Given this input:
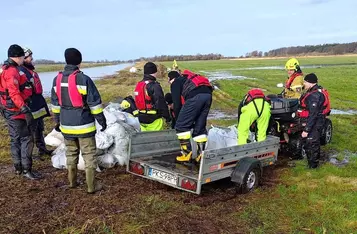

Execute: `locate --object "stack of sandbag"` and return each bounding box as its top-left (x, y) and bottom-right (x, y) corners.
top-left (46, 102), bottom-right (141, 171)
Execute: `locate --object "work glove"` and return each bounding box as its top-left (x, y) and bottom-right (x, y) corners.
top-left (20, 106), bottom-right (34, 126)
top-left (100, 121), bottom-right (107, 132)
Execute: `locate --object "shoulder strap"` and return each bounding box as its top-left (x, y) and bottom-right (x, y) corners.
top-left (56, 73), bottom-right (63, 106)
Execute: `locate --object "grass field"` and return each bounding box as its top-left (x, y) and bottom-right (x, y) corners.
top-left (1, 56), bottom-right (357, 233)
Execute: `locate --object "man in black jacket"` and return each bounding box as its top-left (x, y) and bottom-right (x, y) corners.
top-left (168, 70), bottom-right (213, 163)
top-left (134, 62), bottom-right (170, 131)
top-left (299, 73), bottom-right (326, 169)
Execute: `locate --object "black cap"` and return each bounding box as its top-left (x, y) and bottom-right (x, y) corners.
top-left (304, 73), bottom-right (318, 83)
top-left (8, 44), bottom-right (25, 58)
top-left (168, 71), bottom-right (180, 81)
top-left (165, 93), bottom-right (173, 105)
top-left (64, 48), bottom-right (82, 66)
top-left (144, 62), bottom-right (157, 75)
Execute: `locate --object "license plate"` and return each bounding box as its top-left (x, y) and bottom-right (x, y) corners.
top-left (148, 168), bottom-right (177, 186)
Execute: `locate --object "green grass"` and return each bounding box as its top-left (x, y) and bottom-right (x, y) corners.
top-left (1, 56), bottom-right (357, 233)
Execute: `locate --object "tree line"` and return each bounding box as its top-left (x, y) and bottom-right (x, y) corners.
top-left (244, 42), bottom-right (357, 58)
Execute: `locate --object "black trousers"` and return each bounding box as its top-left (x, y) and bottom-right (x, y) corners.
top-left (304, 120), bottom-right (324, 168)
top-left (175, 93), bottom-right (212, 137)
top-left (30, 118), bottom-right (47, 153)
top-left (5, 115), bottom-right (34, 171)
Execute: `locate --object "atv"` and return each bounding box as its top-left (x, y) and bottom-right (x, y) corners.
top-left (267, 84), bottom-right (332, 159)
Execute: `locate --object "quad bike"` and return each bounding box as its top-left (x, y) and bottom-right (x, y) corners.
top-left (266, 84), bottom-right (333, 159)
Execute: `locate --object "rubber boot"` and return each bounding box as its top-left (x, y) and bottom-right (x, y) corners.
top-left (68, 165), bottom-right (78, 188)
top-left (39, 149), bottom-right (54, 157)
top-left (14, 163), bottom-right (22, 175)
top-left (176, 138), bottom-right (193, 162)
top-left (23, 170), bottom-right (40, 180)
top-left (86, 168), bottom-right (103, 194)
top-left (193, 135), bottom-right (208, 163)
top-left (195, 141), bottom-right (207, 163)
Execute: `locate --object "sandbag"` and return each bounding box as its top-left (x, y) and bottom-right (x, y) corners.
top-left (51, 143), bottom-right (67, 169)
top-left (98, 154), bottom-right (118, 168)
top-left (45, 129), bottom-right (64, 147)
top-left (95, 131), bottom-right (114, 150)
top-left (206, 126), bottom-right (238, 150)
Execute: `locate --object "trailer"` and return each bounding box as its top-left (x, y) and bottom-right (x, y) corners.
top-left (126, 129), bottom-right (280, 194)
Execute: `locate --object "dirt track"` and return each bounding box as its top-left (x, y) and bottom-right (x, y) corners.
top-left (0, 156), bottom-right (287, 234)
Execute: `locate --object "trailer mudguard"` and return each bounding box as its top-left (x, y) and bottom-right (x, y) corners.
top-left (231, 157), bottom-right (262, 184)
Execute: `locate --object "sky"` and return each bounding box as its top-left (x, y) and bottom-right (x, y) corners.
top-left (0, 0), bottom-right (356, 61)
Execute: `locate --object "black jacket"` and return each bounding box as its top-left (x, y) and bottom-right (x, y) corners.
top-left (170, 75), bottom-right (212, 119)
top-left (51, 65), bottom-right (106, 138)
top-left (300, 84), bottom-right (325, 132)
top-left (139, 74), bottom-right (170, 123)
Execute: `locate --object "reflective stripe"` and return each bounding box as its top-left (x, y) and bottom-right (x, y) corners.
top-left (19, 71), bottom-right (25, 76)
top-left (133, 110), bottom-right (157, 116)
top-left (77, 85), bottom-right (87, 95)
top-left (193, 134), bottom-right (208, 143)
top-left (60, 122), bottom-right (96, 135)
top-left (61, 83), bottom-right (69, 87)
top-left (52, 105), bottom-right (61, 113)
top-left (53, 86), bottom-right (57, 93)
top-left (32, 107), bottom-right (47, 119)
top-left (177, 131), bottom-right (191, 140)
top-left (90, 104), bottom-right (103, 114)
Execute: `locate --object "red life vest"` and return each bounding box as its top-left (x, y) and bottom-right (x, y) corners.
top-left (286, 72), bottom-right (303, 89)
top-left (56, 70), bottom-right (83, 108)
top-left (298, 88), bottom-right (331, 118)
top-left (0, 65), bottom-right (33, 112)
top-left (134, 80), bottom-right (154, 111)
top-left (182, 70), bottom-right (211, 88)
top-left (243, 88), bottom-right (269, 105)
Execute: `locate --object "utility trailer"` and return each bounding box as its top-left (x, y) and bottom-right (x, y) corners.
top-left (126, 129), bottom-right (280, 194)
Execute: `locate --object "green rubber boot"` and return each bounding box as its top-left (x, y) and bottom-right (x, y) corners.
top-left (85, 168), bottom-right (103, 194)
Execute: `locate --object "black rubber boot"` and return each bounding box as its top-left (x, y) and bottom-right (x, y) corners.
top-left (14, 164), bottom-right (22, 175)
top-left (22, 170), bottom-right (40, 180)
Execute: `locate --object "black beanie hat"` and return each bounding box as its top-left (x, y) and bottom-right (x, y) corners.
top-left (304, 73), bottom-right (318, 83)
top-left (65, 48), bottom-right (82, 66)
top-left (165, 93), bottom-right (173, 105)
top-left (8, 44), bottom-right (25, 57)
top-left (144, 62), bottom-right (157, 75)
top-left (168, 71), bottom-right (180, 81)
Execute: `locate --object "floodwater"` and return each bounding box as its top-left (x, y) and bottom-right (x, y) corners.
top-left (39, 63), bottom-right (131, 95)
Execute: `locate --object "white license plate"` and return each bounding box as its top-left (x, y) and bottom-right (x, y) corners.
top-left (148, 168), bottom-right (177, 186)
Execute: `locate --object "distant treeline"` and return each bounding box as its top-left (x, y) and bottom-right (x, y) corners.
top-left (124, 53), bottom-right (223, 63)
top-left (33, 59), bottom-right (119, 64)
top-left (244, 42), bottom-right (357, 58)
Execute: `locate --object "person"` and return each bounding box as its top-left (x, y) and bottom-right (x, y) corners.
top-left (51, 48), bottom-right (107, 194)
top-left (237, 89), bottom-right (271, 145)
top-left (19, 47), bottom-right (52, 159)
top-left (283, 58), bottom-right (304, 99)
top-left (120, 95), bottom-right (137, 116)
top-left (164, 93), bottom-right (176, 129)
top-left (298, 73), bottom-right (330, 169)
top-left (0, 44), bottom-right (38, 179)
top-left (133, 62), bottom-right (170, 131)
top-left (168, 70), bottom-right (213, 163)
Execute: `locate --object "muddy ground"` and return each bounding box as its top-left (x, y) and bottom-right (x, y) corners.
top-left (0, 154), bottom-right (288, 234)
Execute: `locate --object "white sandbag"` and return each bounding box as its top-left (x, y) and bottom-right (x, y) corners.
top-left (95, 131), bottom-right (114, 149)
top-left (122, 112), bottom-right (141, 132)
top-left (206, 125), bottom-right (238, 150)
top-left (51, 143), bottom-right (67, 169)
top-left (45, 128), bottom-right (64, 147)
top-left (103, 109), bottom-right (118, 126)
top-left (109, 137), bottom-right (129, 160)
top-left (105, 123), bottom-right (127, 139)
top-left (115, 155), bottom-right (126, 166)
top-left (98, 153), bottom-right (118, 168)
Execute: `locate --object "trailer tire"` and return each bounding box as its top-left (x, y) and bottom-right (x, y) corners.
top-left (320, 118), bottom-right (332, 146)
top-left (235, 167), bottom-right (261, 194)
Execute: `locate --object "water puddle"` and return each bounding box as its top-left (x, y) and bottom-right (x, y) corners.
top-left (199, 71), bottom-right (255, 81)
top-left (330, 109), bottom-right (357, 115)
top-left (208, 110), bottom-right (237, 120)
top-left (213, 63), bottom-right (357, 71)
top-left (329, 151), bottom-right (357, 167)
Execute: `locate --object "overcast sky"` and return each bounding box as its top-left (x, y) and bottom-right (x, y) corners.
top-left (0, 0), bottom-right (355, 61)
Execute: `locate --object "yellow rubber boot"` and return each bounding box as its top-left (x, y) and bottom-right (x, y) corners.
top-left (176, 131), bottom-right (192, 162)
top-left (193, 135), bottom-right (208, 163)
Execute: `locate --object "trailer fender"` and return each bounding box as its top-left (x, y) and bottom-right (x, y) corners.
top-left (231, 157), bottom-right (262, 193)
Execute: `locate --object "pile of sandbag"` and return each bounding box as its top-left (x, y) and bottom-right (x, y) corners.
top-left (46, 102), bottom-right (140, 171)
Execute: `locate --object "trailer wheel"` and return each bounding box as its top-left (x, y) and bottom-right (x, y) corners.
top-left (320, 119), bottom-right (332, 145)
top-left (236, 167), bottom-right (261, 194)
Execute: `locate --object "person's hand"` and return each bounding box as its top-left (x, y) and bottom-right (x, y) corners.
top-left (100, 122), bottom-right (107, 132)
top-left (301, 131), bottom-right (308, 138)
